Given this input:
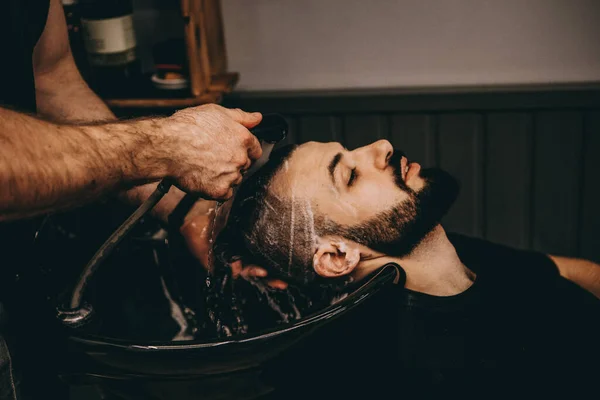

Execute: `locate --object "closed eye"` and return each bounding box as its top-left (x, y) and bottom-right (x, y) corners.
top-left (348, 168), bottom-right (357, 187)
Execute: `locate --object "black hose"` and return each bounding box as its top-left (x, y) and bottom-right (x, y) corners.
top-left (69, 179), bottom-right (173, 309)
top-left (65, 113), bottom-right (288, 312)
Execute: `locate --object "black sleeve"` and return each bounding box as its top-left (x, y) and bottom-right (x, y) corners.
top-left (448, 233), bottom-right (600, 364)
top-left (447, 233), bottom-right (561, 279)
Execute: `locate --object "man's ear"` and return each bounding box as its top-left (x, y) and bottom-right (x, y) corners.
top-left (313, 237), bottom-right (361, 278)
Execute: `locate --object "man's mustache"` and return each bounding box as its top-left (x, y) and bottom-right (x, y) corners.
top-left (388, 149), bottom-right (411, 192)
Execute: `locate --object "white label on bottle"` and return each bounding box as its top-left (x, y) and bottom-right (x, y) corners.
top-left (81, 15), bottom-right (136, 54)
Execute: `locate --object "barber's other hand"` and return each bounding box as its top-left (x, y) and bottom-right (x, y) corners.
top-left (160, 104), bottom-right (263, 200)
top-left (179, 206), bottom-right (288, 290)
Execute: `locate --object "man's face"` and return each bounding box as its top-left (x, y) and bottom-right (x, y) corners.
top-left (269, 140), bottom-right (459, 257)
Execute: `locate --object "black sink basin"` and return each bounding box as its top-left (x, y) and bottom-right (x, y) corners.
top-left (59, 263), bottom-right (398, 379)
top-left (54, 264), bottom-right (399, 400)
top-left (24, 204), bottom-right (402, 399)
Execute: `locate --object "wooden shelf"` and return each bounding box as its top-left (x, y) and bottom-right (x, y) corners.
top-left (105, 73), bottom-right (238, 109)
top-left (104, 1), bottom-right (235, 110)
top-left (208, 72), bottom-right (239, 94)
top-left (105, 91), bottom-right (222, 109)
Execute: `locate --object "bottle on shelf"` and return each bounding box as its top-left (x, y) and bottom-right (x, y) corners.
top-left (61, 0), bottom-right (90, 80)
top-left (79, 0), bottom-right (142, 98)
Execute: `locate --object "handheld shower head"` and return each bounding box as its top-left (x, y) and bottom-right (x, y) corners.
top-left (243, 114), bottom-right (288, 181)
top-left (250, 113), bottom-right (288, 144)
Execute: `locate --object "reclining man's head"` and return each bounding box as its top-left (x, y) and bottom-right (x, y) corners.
top-left (215, 139), bottom-right (460, 285)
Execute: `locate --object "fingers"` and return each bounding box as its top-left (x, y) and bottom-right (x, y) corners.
top-left (240, 265), bottom-right (268, 280)
top-left (230, 260), bottom-right (243, 278)
top-left (230, 143), bottom-right (259, 176)
top-left (196, 174), bottom-right (240, 201)
top-left (208, 186), bottom-right (233, 201)
top-left (232, 173), bottom-right (243, 186)
top-left (224, 108), bottom-right (262, 129)
top-left (230, 146), bottom-right (250, 168)
top-left (245, 132), bottom-right (263, 161)
top-left (223, 172), bottom-right (243, 198)
top-left (234, 264), bottom-right (289, 290)
top-left (241, 158), bottom-right (252, 173)
top-left (266, 279), bottom-right (288, 290)
top-left (224, 108), bottom-right (262, 162)
top-left (169, 104), bottom-right (264, 197)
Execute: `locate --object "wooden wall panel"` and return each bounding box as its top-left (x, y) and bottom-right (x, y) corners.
top-left (579, 112), bottom-right (600, 262)
top-left (437, 114), bottom-right (485, 237)
top-left (297, 115), bottom-right (342, 143)
top-left (343, 115), bottom-right (389, 150)
top-left (532, 111), bottom-right (584, 256)
top-left (388, 114), bottom-right (436, 168)
top-left (484, 113), bottom-right (533, 249)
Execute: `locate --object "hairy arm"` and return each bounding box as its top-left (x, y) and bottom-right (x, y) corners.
top-left (2, 0), bottom-right (260, 223)
top-left (32, 0), bottom-right (193, 223)
top-left (15, 0), bottom-right (271, 290)
top-left (0, 107), bottom-right (165, 221)
top-left (548, 255), bottom-right (600, 300)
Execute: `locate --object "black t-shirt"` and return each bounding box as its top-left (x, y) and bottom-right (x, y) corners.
top-left (262, 233), bottom-right (600, 399)
top-left (0, 0), bottom-right (50, 296)
top-left (0, 1), bottom-right (57, 398)
top-left (0, 0), bottom-right (49, 112)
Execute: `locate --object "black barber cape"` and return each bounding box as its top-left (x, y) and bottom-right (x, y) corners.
top-left (0, 0), bottom-right (51, 283)
top-left (0, 0), bottom-right (49, 112)
top-left (0, 1), bottom-right (59, 400)
top-left (262, 234), bottom-right (600, 399)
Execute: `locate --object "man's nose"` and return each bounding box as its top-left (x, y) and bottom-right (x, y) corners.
top-left (371, 140), bottom-right (393, 170)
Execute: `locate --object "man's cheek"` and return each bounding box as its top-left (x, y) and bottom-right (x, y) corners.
top-left (372, 180), bottom-right (409, 202)
top-left (353, 183), bottom-right (409, 216)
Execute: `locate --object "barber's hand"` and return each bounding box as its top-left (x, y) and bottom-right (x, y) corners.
top-left (179, 202), bottom-right (288, 290)
top-left (160, 104), bottom-right (263, 200)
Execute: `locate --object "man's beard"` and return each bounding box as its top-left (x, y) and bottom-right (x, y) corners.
top-left (320, 151), bottom-right (459, 258)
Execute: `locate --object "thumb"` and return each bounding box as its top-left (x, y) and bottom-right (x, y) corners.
top-left (225, 108), bottom-right (262, 129)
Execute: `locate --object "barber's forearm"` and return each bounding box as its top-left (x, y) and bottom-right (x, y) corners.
top-left (0, 107), bottom-right (165, 221)
top-left (36, 71), bottom-right (189, 222)
top-left (29, 0), bottom-right (232, 224)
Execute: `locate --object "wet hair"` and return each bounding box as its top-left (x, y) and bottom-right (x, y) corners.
top-left (208, 144), bottom-right (345, 337)
top-left (206, 144), bottom-right (457, 337)
top-left (214, 144), bottom-right (325, 285)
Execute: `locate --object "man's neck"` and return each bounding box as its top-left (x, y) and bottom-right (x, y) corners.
top-left (356, 225), bottom-right (476, 296)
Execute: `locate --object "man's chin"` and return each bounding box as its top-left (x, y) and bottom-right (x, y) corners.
top-left (380, 167), bottom-right (459, 257)
top-left (418, 167), bottom-right (460, 211)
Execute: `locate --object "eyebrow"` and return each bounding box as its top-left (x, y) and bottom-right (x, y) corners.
top-left (328, 152), bottom-right (343, 185)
